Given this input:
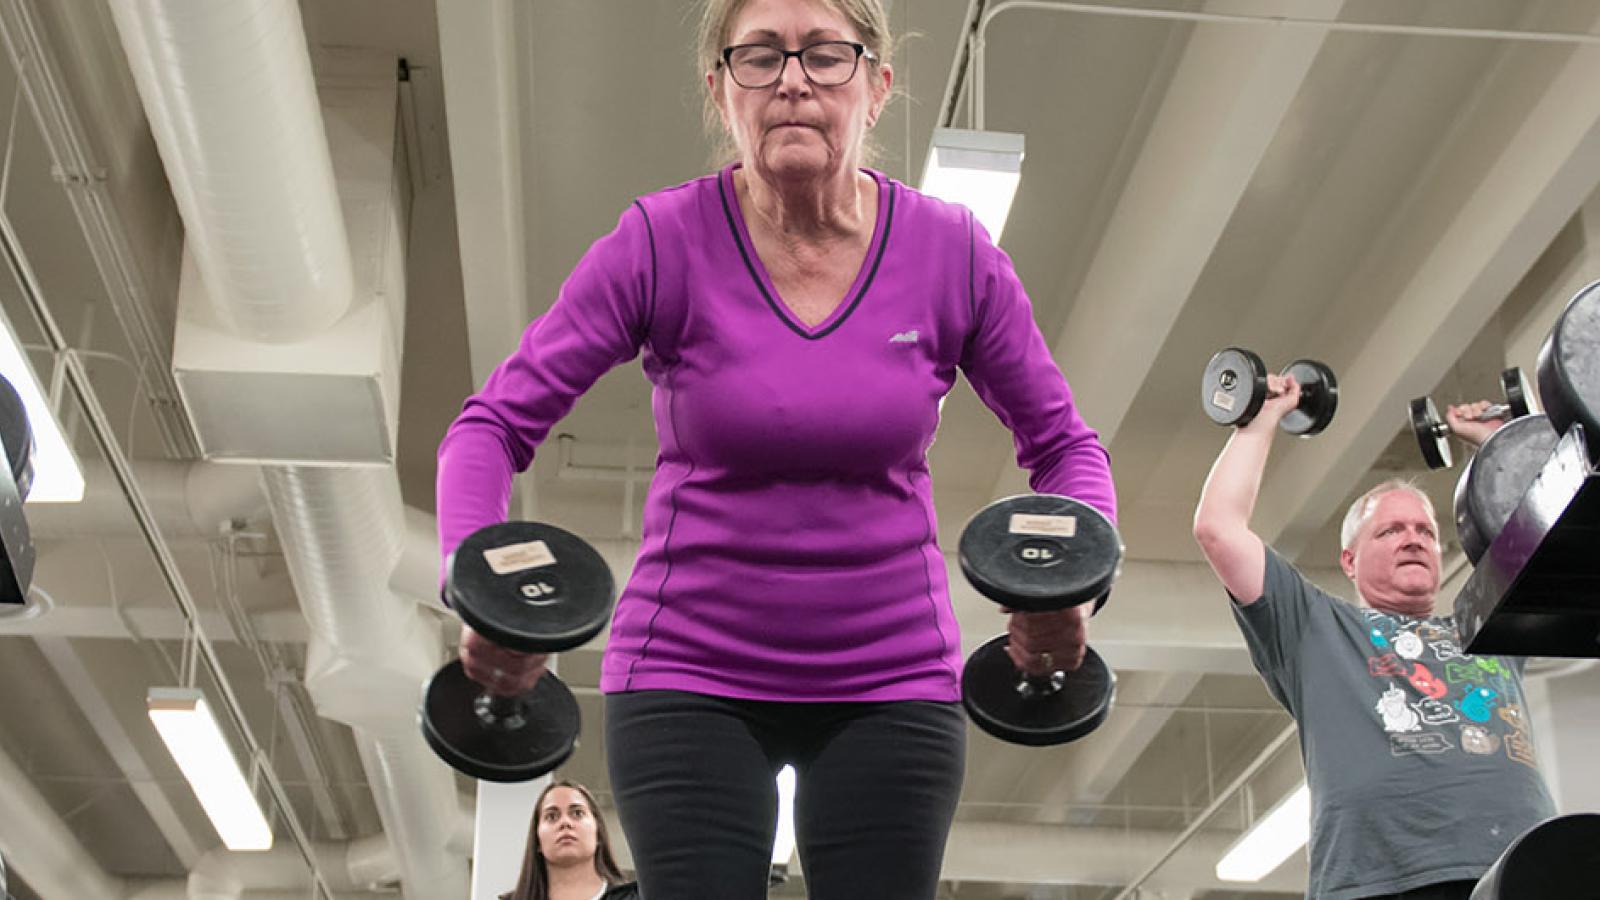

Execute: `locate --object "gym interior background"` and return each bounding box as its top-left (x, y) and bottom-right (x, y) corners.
top-left (1, 0), bottom-right (1598, 898)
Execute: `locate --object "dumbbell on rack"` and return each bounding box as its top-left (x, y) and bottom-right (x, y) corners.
top-left (421, 521), bottom-right (614, 782)
top-left (1200, 348), bottom-right (1339, 436)
top-left (1471, 812), bottom-right (1600, 900)
top-left (0, 374), bottom-right (36, 607)
top-left (1451, 280), bottom-right (1600, 655)
top-left (1452, 414), bottom-right (1559, 566)
top-left (1537, 278), bottom-right (1600, 460)
top-left (1408, 367), bottom-right (1539, 470)
top-left (959, 495), bottom-right (1121, 746)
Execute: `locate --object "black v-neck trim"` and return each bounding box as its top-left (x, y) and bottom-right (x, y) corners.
top-left (717, 171), bottom-right (895, 340)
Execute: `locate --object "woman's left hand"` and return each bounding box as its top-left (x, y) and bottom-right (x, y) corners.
top-left (1004, 605), bottom-right (1089, 676)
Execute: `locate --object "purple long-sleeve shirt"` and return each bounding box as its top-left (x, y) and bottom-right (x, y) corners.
top-left (437, 166), bottom-right (1116, 702)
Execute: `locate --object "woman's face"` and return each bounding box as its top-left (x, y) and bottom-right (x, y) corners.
top-left (711, 0), bottom-right (891, 185)
top-left (537, 787), bottom-right (600, 869)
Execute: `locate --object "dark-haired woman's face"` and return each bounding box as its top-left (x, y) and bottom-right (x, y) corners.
top-left (537, 787), bottom-right (600, 869)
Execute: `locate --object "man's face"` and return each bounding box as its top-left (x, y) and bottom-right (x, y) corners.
top-left (1340, 490), bottom-right (1442, 615)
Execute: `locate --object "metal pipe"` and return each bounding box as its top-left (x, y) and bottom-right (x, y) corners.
top-left (0, 188), bottom-right (333, 898)
top-left (0, 0), bottom-right (197, 456)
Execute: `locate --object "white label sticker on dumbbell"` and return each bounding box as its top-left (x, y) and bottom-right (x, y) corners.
top-left (1008, 514), bottom-right (1077, 538)
top-left (484, 540), bottom-right (557, 574)
top-left (1211, 390), bottom-right (1236, 412)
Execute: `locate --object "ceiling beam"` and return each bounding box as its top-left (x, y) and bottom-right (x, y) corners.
top-left (1253, 15), bottom-right (1600, 560)
top-left (989, 0), bottom-right (1347, 500)
top-left (1050, 671), bottom-right (1205, 826)
top-left (31, 636), bottom-right (202, 868)
top-left (436, 0), bottom-right (529, 388)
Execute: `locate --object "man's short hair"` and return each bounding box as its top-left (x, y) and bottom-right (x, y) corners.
top-left (1339, 479), bottom-right (1439, 551)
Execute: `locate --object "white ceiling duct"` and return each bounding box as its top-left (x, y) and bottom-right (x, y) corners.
top-left (105, 4), bottom-right (461, 895)
top-left (105, 0), bottom-right (352, 344)
top-left (24, 460), bottom-right (265, 539)
top-left (263, 467), bottom-right (466, 899)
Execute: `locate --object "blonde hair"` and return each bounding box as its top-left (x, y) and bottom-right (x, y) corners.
top-left (1339, 479), bottom-right (1438, 551)
top-left (694, 0), bottom-right (895, 164)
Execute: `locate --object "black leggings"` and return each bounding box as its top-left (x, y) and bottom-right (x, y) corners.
top-left (604, 690), bottom-right (965, 900)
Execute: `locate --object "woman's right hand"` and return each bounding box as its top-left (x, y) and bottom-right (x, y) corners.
top-left (459, 625), bottom-right (548, 695)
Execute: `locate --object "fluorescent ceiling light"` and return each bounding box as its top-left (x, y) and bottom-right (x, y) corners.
top-left (1216, 783), bottom-right (1310, 882)
top-left (919, 127), bottom-right (1025, 242)
top-left (771, 764), bottom-right (796, 866)
top-left (148, 688), bottom-right (273, 851)
top-left (0, 311), bottom-right (83, 503)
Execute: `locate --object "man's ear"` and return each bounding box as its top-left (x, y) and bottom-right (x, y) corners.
top-left (1339, 547), bottom-right (1356, 580)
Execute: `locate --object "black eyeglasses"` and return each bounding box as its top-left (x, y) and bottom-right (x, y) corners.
top-left (718, 41), bottom-right (876, 89)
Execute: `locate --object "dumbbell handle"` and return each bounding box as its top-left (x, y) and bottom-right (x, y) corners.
top-left (1015, 668), bottom-right (1067, 698)
top-left (1423, 403), bottom-right (1512, 438)
top-left (474, 690), bottom-right (529, 730)
top-left (1264, 379), bottom-right (1327, 402)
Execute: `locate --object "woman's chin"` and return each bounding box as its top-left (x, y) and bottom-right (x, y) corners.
top-left (758, 146), bottom-right (835, 183)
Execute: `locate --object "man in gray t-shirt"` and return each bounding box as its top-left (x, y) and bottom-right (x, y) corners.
top-left (1194, 386), bottom-right (1554, 900)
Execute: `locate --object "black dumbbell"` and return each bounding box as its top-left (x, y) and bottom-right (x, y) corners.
top-left (1453, 413), bottom-right (1559, 566)
top-left (421, 521), bottom-right (614, 782)
top-left (959, 495), bottom-right (1121, 746)
top-left (1471, 812), bottom-right (1600, 900)
top-left (0, 374), bottom-right (36, 607)
top-left (1408, 367), bottom-right (1539, 470)
top-left (1201, 348), bottom-right (1338, 436)
top-left (1536, 278), bottom-right (1600, 461)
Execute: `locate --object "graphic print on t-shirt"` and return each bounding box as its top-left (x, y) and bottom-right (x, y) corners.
top-left (1406, 663), bottom-right (1447, 699)
top-left (1393, 631), bottom-right (1424, 660)
top-left (1362, 615), bottom-right (1539, 768)
top-left (1428, 641), bottom-right (1461, 662)
top-left (1457, 684), bottom-right (1499, 723)
top-left (1412, 697), bottom-right (1458, 726)
top-left (1460, 725), bottom-right (1499, 755)
top-left (1376, 684), bottom-right (1421, 732)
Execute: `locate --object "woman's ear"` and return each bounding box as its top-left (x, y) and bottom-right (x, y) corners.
top-left (707, 70), bottom-right (729, 127)
top-left (869, 63), bottom-right (894, 126)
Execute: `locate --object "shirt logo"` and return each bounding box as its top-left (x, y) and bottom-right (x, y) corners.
top-left (889, 329), bottom-right (919, 344)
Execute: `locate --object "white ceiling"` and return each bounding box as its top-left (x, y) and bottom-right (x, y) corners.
top-left (0, 0), bottom-right (1598, 898)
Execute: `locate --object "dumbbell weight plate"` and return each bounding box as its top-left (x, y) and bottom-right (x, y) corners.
top-left (1471, 813), bottom-right (1600, 900)
top-left (962, 636), bottom-right (1115, 745)
top-left (1410, 397), bottom-right (1453, 470)
top-left (1453, 413), bottom-right (1560, 565)
top-left (0, 377), bottom-right (34, 500)
top-left (421, 659), bottom-right (580, 782)
top-left (1535, 279), bottom-right (1600, 458)
top-left (1279, 359), bottom-right (1339, 436)
top-left (1500, 367), bottom-right (1538, 419)
top-left (446, 522), bottom-right (614, 653)
top-left (1201, 348), bottom-right (1269, 428)
top-left (958, 495), bottom-right (1122, 613)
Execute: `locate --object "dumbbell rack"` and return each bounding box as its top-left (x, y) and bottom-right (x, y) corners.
top-left (0, 439), bottom-right (33, 607)
top-left (1452, 424), bottom-right (1600, 657)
